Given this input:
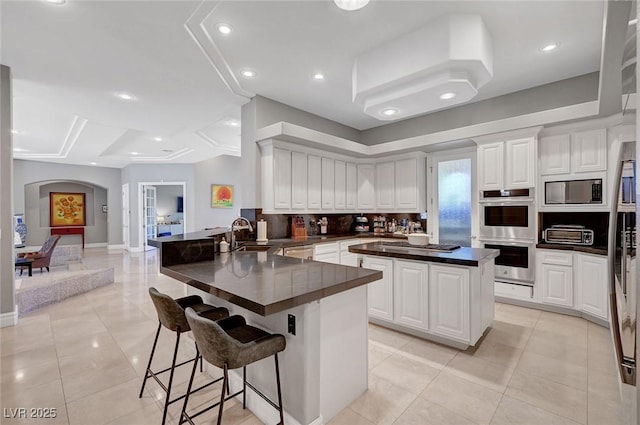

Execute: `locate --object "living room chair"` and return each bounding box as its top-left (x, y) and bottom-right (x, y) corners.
top-left (16, 235), bottom-right (61, 274)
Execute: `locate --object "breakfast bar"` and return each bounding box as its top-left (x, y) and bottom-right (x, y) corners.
top-left (152, 233), bottom-right (382, 425)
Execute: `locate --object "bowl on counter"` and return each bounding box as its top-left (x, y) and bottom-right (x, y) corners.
top-left (407, 233), bottom-right (429, 246)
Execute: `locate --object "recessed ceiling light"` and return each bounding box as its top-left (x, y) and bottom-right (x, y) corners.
top-left (313, 73), bottom-right (325, 81)
top-left (115, 92), bottom-right (136, 101)
top-left (240, 69), bottom-right (256, 78)
top-left (13, 147), bottom-right (28, 152)
top-left (439, 92), bottom-right (457, 100)
top-left (629, 18), bottom-right (638, 26)
top-left (10, 129), bottom-right (19, 134)
top-left (334, 0), bottom-right (369, 11)
top-left (226, 120), bottom-right (240, 127)
top-left (90, 162), bottom-right (97, 165)
top-left (153, 137), bottom-right (163, 142)
top-left (381, 108), bottom-right (398, 116)
top-left (45, 0), bottom-right (66, 4)
top-left (540, 42), bottom-right (559, 52)
top-left (129, 151), bottom-right (139, 155)
top-left (216, 23), bottom-right (233, 35)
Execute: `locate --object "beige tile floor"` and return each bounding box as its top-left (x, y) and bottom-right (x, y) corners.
top-left (0, 248), bottom-right (629, 425)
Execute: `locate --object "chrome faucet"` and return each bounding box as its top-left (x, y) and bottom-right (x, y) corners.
top-left (229, 217), bottom-right (253, 250)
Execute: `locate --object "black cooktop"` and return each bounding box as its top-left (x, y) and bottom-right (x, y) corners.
top-left (382, 242), bottom-right (461, 252)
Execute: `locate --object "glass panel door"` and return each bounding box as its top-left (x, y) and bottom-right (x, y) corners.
top-left (143, 186), bottom-right (157, 250)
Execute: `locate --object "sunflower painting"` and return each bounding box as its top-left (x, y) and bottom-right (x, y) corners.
top-left (211, 184), bottom-right (233, 208)
top-left (50, 192), bottom-right (86, 227)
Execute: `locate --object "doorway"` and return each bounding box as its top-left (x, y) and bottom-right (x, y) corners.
top-left (427, 149), bottom-right (478, 247)
top-left (122, 183), bottom-right (130, 250)
top-left (137, 182), bottom-right (186, 250)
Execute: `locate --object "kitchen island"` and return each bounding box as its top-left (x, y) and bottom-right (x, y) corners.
top-left (350, 241), bottom-right (499, 349)
top-left (151, 233), bottom-right (382, 425)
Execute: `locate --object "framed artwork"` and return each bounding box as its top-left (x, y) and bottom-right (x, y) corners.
top-left (211, 184), bottom-right (233, 208)
top-left (50, 192), bottom-right (86, 227)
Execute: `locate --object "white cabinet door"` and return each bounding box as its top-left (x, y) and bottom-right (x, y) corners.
top-left (540, 264), bottom-right (573, 307)
top-left (505, 137), bottom-right (534, 188)
top-left (314, 242), bottom-right (340, 264)
top-left (339, 239), bottom-right (362, 267)
top-left (322, 157), bottom-right (335, 210)
top-left (428, 265), bottom-right (470, 340)
top-left (273, 148), bottom-right (291, 209)
top-left (394, 260), bottom-right (429, 330)
top-left (376, 161), bottom-right (395, 210)
top-left (478, 142), bottom-right (504, 190)
top-left (395, 158), bottom-right (418, 210)
top-left (575, 253), bottom-right (608, 320)
top-left (291, 151), bottom-right (307, 210)
top-left (357, 164), bottom-right (375, 210)
top-left (346, 162), bottom-right (357, 210)
top-left (539, 134), bottom-right (570, 175)
top-left (334, 160), bottom-right (346, 210)
top-left (571, 129), bottom-right (607, 173)
top-left (363, 256), bottom-right (394, 321)
top-left (308, 155), bottom-right (321, 210)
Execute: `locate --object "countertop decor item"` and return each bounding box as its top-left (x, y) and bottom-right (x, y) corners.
top-left (211, 184), bottom-right (233, 208)
top-left (50, 192), bottom-right (86, 227)
top-left (407, 233), bottom-right (429, 246)
top-left (257, 219), bottom-right (268, 242)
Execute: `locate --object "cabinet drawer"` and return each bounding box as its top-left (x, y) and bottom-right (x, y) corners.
top-left (495, 282), bottom-right (533, 299)
top-left (539, 250), bottom-right (573, 266)
top-left (314, 242), bottom-right (339, 255)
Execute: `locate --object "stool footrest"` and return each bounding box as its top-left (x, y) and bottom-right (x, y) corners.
top-left (245, 381), bottom-right (281, 411)
top-left (181, 389), bottom-right (243, 425)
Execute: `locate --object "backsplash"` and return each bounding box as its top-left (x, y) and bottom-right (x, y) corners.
top-left (539, 212), bottom-right (609, 247)
top-left (240, 209), bottom-right (423, 239)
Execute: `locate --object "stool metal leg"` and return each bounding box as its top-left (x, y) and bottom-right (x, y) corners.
top-left (217, 365), bottom-right (229, 425)
top-left (139, 322), bottom-right (162, 398)
top-left (180, 345), bottom-right (200, 425)
top-left (275, 353), bottom-right (284, 425)
top-left (162, 330), bottom-right (181, 425)
top-left (242, 366), bottom-right (247, 409)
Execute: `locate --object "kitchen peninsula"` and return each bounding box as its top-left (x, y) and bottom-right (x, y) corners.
top-left (149, 231), bottom-right (382, 425)
top-left (350, 241), bottom-right (499, 349)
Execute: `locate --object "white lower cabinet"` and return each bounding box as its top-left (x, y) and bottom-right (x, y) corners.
top-left (575, 253), bottom-right (608, 320)
top-left (313, 242), bottom-right (340, 264)
top-left (339, 239), bottom-right (361, 267)
top-left (428, 265), bottom-right (470, 341)
top-left (394, 260), bottom-right (429, 331)
top-left (363, 256), bottom-right (394, 321)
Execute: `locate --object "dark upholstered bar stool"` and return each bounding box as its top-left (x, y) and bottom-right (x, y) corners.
top-left (140, 287), bottom-right (229, 425)
top-left (182, 308), bottom-right (287, 425)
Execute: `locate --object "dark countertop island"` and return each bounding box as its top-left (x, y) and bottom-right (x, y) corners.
top-left (349, 241), bottom-right (499, 266)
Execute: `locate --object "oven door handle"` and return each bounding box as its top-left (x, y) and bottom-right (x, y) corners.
top-left (479, 198), bottom-right (535, 205)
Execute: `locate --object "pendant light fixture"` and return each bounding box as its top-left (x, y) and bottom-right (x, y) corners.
top-left (334, 0), bottom-right (369, 11)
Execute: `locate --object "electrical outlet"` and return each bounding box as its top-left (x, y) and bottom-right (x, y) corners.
top-left (287, 314), bottom-right (296, 335)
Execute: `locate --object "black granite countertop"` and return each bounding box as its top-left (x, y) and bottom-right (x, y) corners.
top-left (148, 228), bottom-right (229, 247)
top-left (349, 242), bottom-right (500, 267)
top-left (536, 242), bottom-right (608, 256)
top-left (161, 252), bottom-right (382, 316)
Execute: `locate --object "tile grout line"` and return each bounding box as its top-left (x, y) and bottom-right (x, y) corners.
top-left (48, 309), bottom-right (72, 425)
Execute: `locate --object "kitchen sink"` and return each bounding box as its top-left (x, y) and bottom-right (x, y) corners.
top-left (234, 245), bottom-right (272, 252)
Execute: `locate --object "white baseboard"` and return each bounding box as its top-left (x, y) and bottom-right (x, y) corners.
top-left (85, 242), bottom-right (108, 248)
top-left (108, 244), bottom-right (125, 250)
top-left (0, 306), bottom-right (18, 328)
top-left (128, 246), bottom-right (144, 253)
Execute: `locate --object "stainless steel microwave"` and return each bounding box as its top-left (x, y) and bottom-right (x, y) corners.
top-left (545, 179), bottom-right (603, 205)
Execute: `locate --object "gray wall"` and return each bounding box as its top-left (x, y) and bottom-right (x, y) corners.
top-left (22, 181), bottom-right (108, 246)
top-left (241, 98), bottom-right (259, 208)
top-left (13, 159), bottom-right (122, 246)
top-left (1, 65), bottom-right (15, 316)
top-left (194, 155), bottom-right (242, 230)
top-left (361, 72), bottom-right (600, 145)
top-left (121, 164), bottom-right (195, 249)
top-left (155, 185), bottom-right (183, 218)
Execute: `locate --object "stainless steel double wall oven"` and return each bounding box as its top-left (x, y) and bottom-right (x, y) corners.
top-left (479, 188), bottom-right (535, 285)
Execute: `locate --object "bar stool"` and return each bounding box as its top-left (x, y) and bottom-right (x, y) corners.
top-left (182, 308), bottom-right (286, 425)
top-left (140, 287), bottom-right (229, 425)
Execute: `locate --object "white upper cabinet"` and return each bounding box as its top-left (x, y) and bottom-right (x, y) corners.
top-left (357, 163), bottom-right (375, 210)
top-left (571, 129), bottom-right (607, 173)
top-left (376, 161), bottom-right (395, 210)
top-left (273, 147), bottom-right (292, 209)
top-left (346, 162), bottom-right (357, 210)
top-left (308, 154), bottom-right (322, 210)
top-left (478, 137), bottom-right (535, 190)
top-left (395, 158), bottom-right (418, 210)
top-left (505, 138), bottom-right (535, 188)
top-left (334, 160), bottom-right (346, 210)
top-left (539, 134), bottom-right (570, 175)
top-left (322, 157), bottom-right (335, 209)
top-left (478, 142), bottom-right (504, 190)
top-left (291, 151), bottom-right (308, 210)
